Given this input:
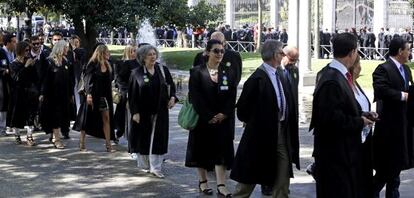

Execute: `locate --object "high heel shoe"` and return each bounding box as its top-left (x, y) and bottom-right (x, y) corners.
top-left (217, 184), bottom-right (232, 197)
top-left (106, 144), bottom-right (116, 152)
top-left (198, 180), bottom-right (213, 195)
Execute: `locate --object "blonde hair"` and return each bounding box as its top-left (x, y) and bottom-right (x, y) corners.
top-left (49, 40), bottom-right (68, 66)
top-left (122, 45), bottom-right (136, 60)
top-left (88, 44), bottom-right (111, 72)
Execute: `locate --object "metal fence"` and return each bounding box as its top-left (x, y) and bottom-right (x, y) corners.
top-left (96, 38), bottom-right (398, 61)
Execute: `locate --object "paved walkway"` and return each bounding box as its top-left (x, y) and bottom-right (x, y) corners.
top-left (1, 85), bottom-right (414, 197)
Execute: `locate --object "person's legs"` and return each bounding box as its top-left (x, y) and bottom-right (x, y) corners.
top-left (26, 126), bottom-right (36, 146)
top-left (137, 154), bottom-right (150, 172)
top-left (0, 112), bottom-right (7, 135)
top-left (101, 110), bottom-right (114, 152)
top-left (271, 144), bottom-right (290, 198)
top-left (13, 128), bottom-right (21, 144)
top-left (79, 130), bottom-right (86, 151)
top-left (215, 165), bottom-right (231, 196)
top-left (149, 154), bottom-right (164, 178)
top-left (373, 169), bottom-right (387, 198)
top-left (197, 168), bottom-right (213, 195)
top-left (52, 128), bottom-right (64, 149)
top-left (385, 171), bottom-right (401, 198)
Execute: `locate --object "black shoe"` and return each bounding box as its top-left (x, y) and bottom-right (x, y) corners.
top-left (62, 134), bottom-right (70, 139)
top-left (217, 184), bottom-right (232, 197)
top-left (198, 180), bottom-right (213, 195)
top-left (306, 162), bottom-right (316, 180)
top-left (261, 185), bottom-right (273, 196)
top-left (15, 136), bottom-right (22, 145)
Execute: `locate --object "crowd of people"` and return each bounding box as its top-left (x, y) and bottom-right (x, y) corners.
top-left (318, 26), bottom-right (414, 60)
top-left (1, 24), bottom-right (414, 198)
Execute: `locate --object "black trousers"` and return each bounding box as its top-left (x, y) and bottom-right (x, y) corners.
top-left (373, 169), bottom-right (401, 198)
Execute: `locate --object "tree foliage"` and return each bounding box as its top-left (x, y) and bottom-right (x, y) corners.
top-left (188, 0), bottom-right (224, 27)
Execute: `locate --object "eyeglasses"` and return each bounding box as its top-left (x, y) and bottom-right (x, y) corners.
top-left (277, 51), bottom-right (286, 56)
top-left (212, 48), bottom-right (225, 54)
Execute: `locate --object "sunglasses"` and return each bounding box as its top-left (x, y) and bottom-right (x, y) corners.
top-left (212, 48), bottom-right (225, 54)
top-left (32, 42), bottom-right (40, 46)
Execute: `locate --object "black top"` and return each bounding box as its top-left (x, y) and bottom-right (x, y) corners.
top-left (94, 68), bottom-right (111, 99)
top-left (141, 69), bottom-right (160, 115)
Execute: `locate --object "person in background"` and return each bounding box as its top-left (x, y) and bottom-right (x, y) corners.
top-left (40, 40), bottom-right (73, 149)
top-left (0, 33), bottom-right (15, 136)
top-left (114, 45), bottom-right (137, 143)
top-left (185, 39), bottom-right (236, 197)
top-left (372, 37), bottom-right (414, 198)
top-left (128, 44), bottom-right (177, 178)
top-left (231, 40), bottom-right (298, 198)
top-left (74, 44), bottom-right (116, 152)
top-left (8, 41), bottom-right (37, 146)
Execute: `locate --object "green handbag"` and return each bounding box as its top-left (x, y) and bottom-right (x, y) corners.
top-left (178, 99), bottom-right (199, 130)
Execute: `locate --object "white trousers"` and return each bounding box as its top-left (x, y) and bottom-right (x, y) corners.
top-left (136, 115), bottom-right (163, 173)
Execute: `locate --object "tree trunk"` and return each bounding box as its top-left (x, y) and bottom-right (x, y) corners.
top-left (24, 10), bottom-right (33, 40)
top-left (72, 16), bottom-right (97, 59)
top-left (257, 0), bottom-right (262, 50)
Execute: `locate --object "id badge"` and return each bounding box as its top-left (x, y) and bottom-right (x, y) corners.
top-left (220, 86), bottom-right (229, 91)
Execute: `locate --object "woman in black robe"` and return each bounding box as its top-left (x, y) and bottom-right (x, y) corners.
top-left (128, 44), bottom-right (177, 178)
top-left (8, 41), bottom-right (38, 146)
top-left (40, 40), bottom-right (74, 149)
top-left (114, 45), bottom-right (137, 143)
top-left (73, 44), bottom-right (116, 152)
top-left (185, 39), bottom-right (236, 197)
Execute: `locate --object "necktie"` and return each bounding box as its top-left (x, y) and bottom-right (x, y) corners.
top-left (399, 66), bottom-right (407, 88)
top-left (346, 72), bottom-right (354, 89)
top-left (275, 71), bottom-right (286, 120)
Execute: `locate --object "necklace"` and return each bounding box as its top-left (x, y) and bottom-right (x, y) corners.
top-left (207, 63), bottom-right (219, 75)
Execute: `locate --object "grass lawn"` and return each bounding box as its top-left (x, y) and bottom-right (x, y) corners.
top-left (108, 45), bottom-right (414, 90)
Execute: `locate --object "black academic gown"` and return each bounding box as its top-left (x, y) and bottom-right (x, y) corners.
top-left (73, 61), bottom-right (115, 140)
top-left (230, 65), bottom-right (298, 185)
top-left (192, 49), bottom-right (242, 140)
top-left (114, 59), bottom-right (140, 138)
top-left (128, 63), bottom-right (177, 155)
top-left (185, 63), bottom-right (236, 171)
top-left (310, 66), bottom-right (365, 198)
top-left (8, 60), bottom-right (38, 128)
top-left (372, 59), bottom-right (414, 176)
top-left (0, 48), bottom-right (11, 112)
top-left (40, 58), bottom-right (73, 132)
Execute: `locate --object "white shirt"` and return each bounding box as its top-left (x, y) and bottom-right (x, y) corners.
top-left (328, 59), bottom-right (348, 79)
top-left (263, 63), bottom-right (286, 121)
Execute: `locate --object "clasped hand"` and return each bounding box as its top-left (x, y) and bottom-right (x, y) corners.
top-left (208, 113), bottom-right (227, 124)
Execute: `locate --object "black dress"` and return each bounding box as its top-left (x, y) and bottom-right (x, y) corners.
top-left (8, 60), bottom-right (38, 128)
top-left (73, 62), bottom-right (115, 140)
top-left (128, 64), bottom-right (178, 155)
top-left (40, 58), bottom-right (73, 132)
top-left (185, 64), bottom-right (236, 171)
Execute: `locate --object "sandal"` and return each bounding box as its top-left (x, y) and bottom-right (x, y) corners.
top-left (15, 135), bottom-right (22, 145)
top-left (217, 184), bottom-right (232, 197)
top-left (198, 180), bottom-right (213, 195)
top-left (26, 136), bottom-right (36, 146)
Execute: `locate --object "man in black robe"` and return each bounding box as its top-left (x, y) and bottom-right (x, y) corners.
top-left (310, 33), bottom-right (374, 197)
top-left (231, 39), bottom-right (299, 197)
top-left (372, 37), bottom-right (414, 198)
